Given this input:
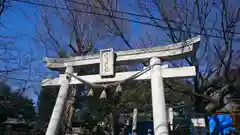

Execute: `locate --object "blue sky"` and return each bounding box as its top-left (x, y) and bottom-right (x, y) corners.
top-left (1, 1), bottom-right (45, 103)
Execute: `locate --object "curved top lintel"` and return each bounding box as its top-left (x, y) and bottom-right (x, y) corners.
top-left (44, 36), bottom-right (200, 69)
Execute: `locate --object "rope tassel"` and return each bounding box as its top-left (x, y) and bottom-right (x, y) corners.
top-left (100, 89), bottom-right (107, 99)
top-left (116, 84), bottom-right (122, 93)
top-left (87, 88), bottom-right (94, 96)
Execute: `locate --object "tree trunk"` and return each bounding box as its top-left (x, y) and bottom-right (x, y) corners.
top-left (64, 86), bottom-right (77, 133)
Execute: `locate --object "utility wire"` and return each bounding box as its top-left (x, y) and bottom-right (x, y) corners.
top-left (65, 0), bottom-right (240, 35)
top-left (12, 0), bottom-right (240, 41)
top-left (13, 0), bottom-right (240, 34)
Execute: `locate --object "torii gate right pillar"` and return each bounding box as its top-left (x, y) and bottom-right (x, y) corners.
top-left (150, 57), bottom-right (168, 135)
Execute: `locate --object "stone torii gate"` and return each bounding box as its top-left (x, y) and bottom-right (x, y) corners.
top-left (42, 36), bottom-right (200, 135)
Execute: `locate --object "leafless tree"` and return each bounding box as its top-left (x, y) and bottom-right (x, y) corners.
top-left (35, 0), bottom-right (131, 57)
top-left (0, 5), bottom-right (37, 95)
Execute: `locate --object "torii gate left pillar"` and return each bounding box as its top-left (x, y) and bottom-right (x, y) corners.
top-left (45, 66), bottom-right (73, 135)
top-left (150, 57), bottom-right (168, 135)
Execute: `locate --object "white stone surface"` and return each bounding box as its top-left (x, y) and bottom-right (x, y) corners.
top-left (44, 36), bottom-right (200, 69)
top-left (42, 66), bottom-right (196, 86)
top-left (150, 57), bottom-right (168, 135)
top-left (45, 67), bottom-right (73, 135)
top-left (100, 48), bottom-right (114, 77)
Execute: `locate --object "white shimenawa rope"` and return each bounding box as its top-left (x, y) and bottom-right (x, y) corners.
top-left (66, 65), bottom-right (151, 98)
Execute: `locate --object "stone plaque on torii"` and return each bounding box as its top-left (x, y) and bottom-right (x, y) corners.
top-left (42, 36), bottom-right (200, 135)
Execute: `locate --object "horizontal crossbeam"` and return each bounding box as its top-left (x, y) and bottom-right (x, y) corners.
top-left (44, 36), bottom-right (200, 71)
top-left (42, 66), bottom-right (196, 87)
